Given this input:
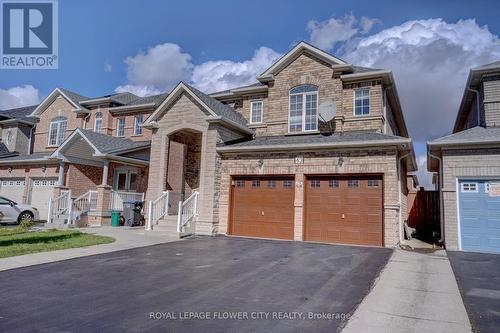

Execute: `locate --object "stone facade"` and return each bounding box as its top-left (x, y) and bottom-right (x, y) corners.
top-left (234, 54), bottom-right (393, 137)
top-left (440, 148), bottom-right (500, 250)
top-left (217, 149), bottom-right (403, 247)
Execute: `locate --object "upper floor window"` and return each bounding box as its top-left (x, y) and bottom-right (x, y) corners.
top-left (250, 101), bottom-right (263, 124)
top-left (94, 112), bottom-right (102, 133)
top-left (134, 115), bottom-right (143, 135)
top-left (116, 118), bottom-right (125, 137)
top-left (48, 116), bottom-right (67, 146)
top-left (354, 88), bottom-right (370, 116)
top-left (289, 84), bottom-right (318, 133)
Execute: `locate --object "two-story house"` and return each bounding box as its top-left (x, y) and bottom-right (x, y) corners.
top-left (428, 61), bottom-right (500, 253)
top-left (144, 41), bottom-right (416, 248)
top-left (0, 88), bottom-right (167, 223)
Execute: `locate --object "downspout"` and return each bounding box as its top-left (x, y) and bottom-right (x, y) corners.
top-left (28, 125), bottom-right (36, 154)
top-left (383, 86), bottom-right (390, 134)
top-left (428, 151), bottom-right (444, 244)
top-left (468, 88), bottom-right (481, 127)
top-left (397, 150), bottom-right (411, 245)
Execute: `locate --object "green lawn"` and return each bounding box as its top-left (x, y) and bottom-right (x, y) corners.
top-left (0, 228), bottom-right (115, 258)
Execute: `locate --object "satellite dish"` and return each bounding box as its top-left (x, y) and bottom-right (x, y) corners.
top-left (318, 101), bottom-right (336, 122)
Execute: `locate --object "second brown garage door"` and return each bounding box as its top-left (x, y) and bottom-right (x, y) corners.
top-left (305, 175), bottom-right (383, 246)
top-left (229, 176), bottom-right (295, 240)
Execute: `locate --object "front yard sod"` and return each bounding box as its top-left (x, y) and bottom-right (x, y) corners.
top-left (0, 228), bottom-right (114, 258)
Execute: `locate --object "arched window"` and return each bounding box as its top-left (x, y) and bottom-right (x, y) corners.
top-left (94, 112), bottom-right (103, 133)
top-left (289, 84), bottom-right (318, 132)
top-left (48, 116), bottom-right (67, 146)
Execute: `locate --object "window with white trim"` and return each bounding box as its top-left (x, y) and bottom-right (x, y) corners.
top-left (94, 112), bottom-right (102, 133)
top-left (116, 118), bottom-right (125, 137)
top-left (134, 115), bottom-right (143, 135)
top-left (48, 116), bottom-right (67, 146)
top-left (289, 84), bottom-right (318, 132)
top-left (461, 182), bottom-right (478, 192)
top-left (354, 88), bottom-right (370, 116)
top-left (250, 101), bottom-right (263, 124)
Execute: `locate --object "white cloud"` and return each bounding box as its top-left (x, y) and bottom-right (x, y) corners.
top-left (115, 43), bottom-right (193, 96)
top-left (0, 85), bottom-right (40, 110)
top-left (307, 14), bottom-right (379, 50)
top-left (191, 47), bottom-right (281, 93)
top-left (342, 18), bottom-right (500, 142)
top-left (316, 17), bottom-right (500, 185)
top-left (116, 44), bottom-right (280, 96)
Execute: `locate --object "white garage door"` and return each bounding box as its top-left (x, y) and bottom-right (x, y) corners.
top-left (29, 178), bottom-right (57, 221)
top-left (0, 179), bottom-right (25, 203)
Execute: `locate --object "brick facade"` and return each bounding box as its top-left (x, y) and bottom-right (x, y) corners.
top-left (217, 149), bottom-right (403, 247)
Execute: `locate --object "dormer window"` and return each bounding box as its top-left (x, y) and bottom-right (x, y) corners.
top-left (94, 112), bottom-right (102, 133)
top-left (354, 88), bottom-right (370, 116)
top-left (48, 116), bottom-right (67, 146)
top-left (250, 101), bottom-right (263, 124)
top-left (289, 84), bottom-right (318, 133)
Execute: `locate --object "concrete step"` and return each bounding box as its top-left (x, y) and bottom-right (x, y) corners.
top-left (152, 214), bottom-right (194, 237)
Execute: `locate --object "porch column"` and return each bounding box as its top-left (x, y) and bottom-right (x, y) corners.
top-left (102, 160), bottom-right (109, 186)
top-left (57, 161), bottom-right (65, 186)
top-left (92, 185), bottom-right (112, 226)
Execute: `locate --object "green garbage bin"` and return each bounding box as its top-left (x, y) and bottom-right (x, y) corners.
top-left (111, 211), bottom-right (120, 227)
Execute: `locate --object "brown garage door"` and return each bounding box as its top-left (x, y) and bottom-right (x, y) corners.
top-left (229, 176), bottom-right (295, 240)
top-left (305, 175), bottom-right (383, 246)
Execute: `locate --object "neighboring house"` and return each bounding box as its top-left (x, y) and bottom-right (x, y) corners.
top-left (144, 41), bottom-right (416, 248)
top-left (0, 88), bottom-right (167, 222)
top-left (428, 61), bottom-right (500, 253)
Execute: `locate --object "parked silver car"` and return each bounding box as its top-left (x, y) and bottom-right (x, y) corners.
top-left (0, 196), bottom-right (40, 224)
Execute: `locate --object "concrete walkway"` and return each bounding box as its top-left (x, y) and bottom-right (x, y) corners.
top-left (0, 226), bottom-right (179, 272)
top-left (342, 249), bottom-right (472, 333)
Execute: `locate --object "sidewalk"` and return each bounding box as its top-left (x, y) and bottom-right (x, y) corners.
top-left (0, 226), bottom-right (179, 272)
top-left (342, 249), bottom-right (472, 333)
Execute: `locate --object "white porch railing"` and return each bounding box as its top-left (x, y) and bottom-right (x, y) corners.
top-left (146, 191), bottom-right (169, 230)
top-left (47, 190), bottom-right (72, 224)
top-left (72, 190), bottom-right (97, 221)
top-left (177, 191), bottom-right (199, 233)
top-left (110, 191), bottom-right (145, 211)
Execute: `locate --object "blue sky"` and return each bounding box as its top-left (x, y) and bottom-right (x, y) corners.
top-left (2, 0), bottom-right (500, 186)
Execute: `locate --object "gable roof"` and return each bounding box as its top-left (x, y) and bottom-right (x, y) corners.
top-left (454, 61), bottom-right (500, 132)
top-left (143, 82), bottom-right (251, 134)
top-left (257, 41), bottom-right (348, 81)
top-left (29, 88), bottom-right (89, 118)
top-left (52, 128), bottom-right (150, 156)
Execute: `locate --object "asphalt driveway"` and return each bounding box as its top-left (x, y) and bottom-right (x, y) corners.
top-left (448, 251), bottom-right (500, 333)
top-left (0, 236), bottom-right (391, 333)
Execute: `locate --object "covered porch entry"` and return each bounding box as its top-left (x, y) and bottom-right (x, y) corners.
top-left (47, 129), bottom-right (150, 226)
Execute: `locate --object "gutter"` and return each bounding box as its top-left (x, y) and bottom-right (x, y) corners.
top-left (98, 153), bottom-right (149, 167)
top-left (217, 138), bottom-right (411, 153)
top-left (0, 156), bottom-right (55, 165)
top-left (467, 88), bottom-right (481, 127)
top-left (109, 103), bottom-right (156, 112)
top-left (428, 151), bottom-right (445, 245)
top-left (205, 116), bottom-right (254, 135)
